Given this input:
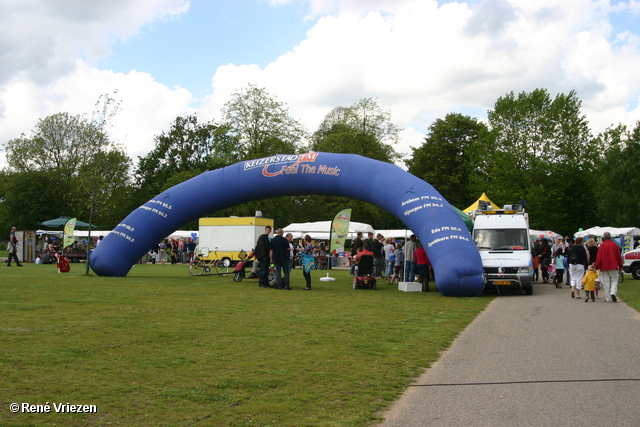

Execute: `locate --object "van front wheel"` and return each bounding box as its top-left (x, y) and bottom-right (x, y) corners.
top-left (524, 287), bottom-right (533, 295)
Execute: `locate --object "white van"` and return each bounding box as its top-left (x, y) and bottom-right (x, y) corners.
top-left (471, 205), bottom-right (534, 295)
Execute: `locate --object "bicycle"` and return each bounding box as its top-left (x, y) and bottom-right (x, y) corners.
top-left (188, 247), bottom-right (231, 276)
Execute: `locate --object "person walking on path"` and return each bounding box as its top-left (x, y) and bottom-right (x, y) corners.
top-left (586, 237), bottom-right (599, 297)
top-left (594, 231), bottom-right (623, 302)
top-left (564, 237), bottom-right (574, 286)
top-left (582, 265), bottom-right (598, 302)
top-left (567, 236), bottom-right (588, 299)
top-left (6, 227), bottom-right (23, 267)
top-left (539, 239), bottom-right (551, 283)
top-left (553, 248), bottom-right (565, 289)
top-left (586, 238), bottom-right (598, 265)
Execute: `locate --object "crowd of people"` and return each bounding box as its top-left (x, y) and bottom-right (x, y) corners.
top-left (242, 227), bottom-right (434, 291)
top-left (532, 232), bottom-right (624, 303)
top-left (149, 238), bottom-right (197, 264)
top-left (102, 226), bottom-right (628, 300)
top-left (5, 228), bottom-right (107, 266)
top-left (6, 223), bottom-right (631, 302)
top-left (141, 228), bottom-right (437, 291)
top-left (253, 226), bottom-right (333, 290)
top-left (349, 232), bottom-right (433, 292)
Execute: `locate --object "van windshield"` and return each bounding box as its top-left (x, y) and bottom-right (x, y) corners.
top-left (473, 229), bottom-right (529, 251)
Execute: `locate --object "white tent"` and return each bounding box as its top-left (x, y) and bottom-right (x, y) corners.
top-left (283, 221), bottom-right (374, 240)
top-left (574, 226), bottom-right (640, 238)
top-left (36, 230), bottom-right (197, 241)
top-left (530, 229), bottom-right (563, 240)
top-left (165, 230), bottom-right (198, 240)
top-left (375, 229), bottom-right (415, 240)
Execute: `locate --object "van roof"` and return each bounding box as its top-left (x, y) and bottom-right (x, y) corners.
top-left (473, 213), bottom-right (529, 228)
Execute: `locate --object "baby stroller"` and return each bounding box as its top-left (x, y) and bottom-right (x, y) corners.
top-left (547, 263), bottom-right (556, 281)
top-left (353, 255), bottom-right (377, 290)
top-left (233, 250), bottom-right (276, 286)
top-left (233, 250), bottom-right (254, 282)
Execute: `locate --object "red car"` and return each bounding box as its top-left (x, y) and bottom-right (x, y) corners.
top-left (623, 248), bottom-right (640, 280)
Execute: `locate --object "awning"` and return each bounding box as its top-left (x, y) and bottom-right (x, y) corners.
top-left (283, 221), bottom-right (374, 240)
top-left (574, 226), bottom-right (640, 238)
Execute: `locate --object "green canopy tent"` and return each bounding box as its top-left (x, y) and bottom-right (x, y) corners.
top-left (454, 207), bottom-right (474, 233)
top-left (36, 216), bottom-right (94, 228)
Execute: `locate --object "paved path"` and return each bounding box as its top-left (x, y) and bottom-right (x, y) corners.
top-left (379, 283), bottom-right (640, 426)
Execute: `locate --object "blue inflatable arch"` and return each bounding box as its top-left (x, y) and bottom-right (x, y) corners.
top-left (90, 152), bottom-right (485, 296)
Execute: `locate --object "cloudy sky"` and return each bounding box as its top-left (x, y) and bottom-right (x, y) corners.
top-left (1, 0), bottom-right (639, 168)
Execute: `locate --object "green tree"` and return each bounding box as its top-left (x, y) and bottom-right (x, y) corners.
top-left (136, 114), bottom-right (238, 197)
top-left (0, 170), bottom-right (72, 230)
top-left (304, 99), bottom-right (402, 228)
top-left (480, 89), bottom-right (597, 234)
top-left (595, 121), bottom-right (640, 226)
top-left (2, 102), bottom-right (133, 230)
top-left (69, 92), bottom-right (133, 230)
top-left (69, 149), bottom-right (133, 227)
top-left (209, 85), bottom-right (308, 227)
top-left (221, 84), bottom-right (306, 159)
top-left (4, 103), bottom-right (130, 176)
top-left (310, 98), bottom-right (399, 162)
top-left (407, 113), bottom-right (489, 209)
top-left (4, 112), bottom-right (104, 180)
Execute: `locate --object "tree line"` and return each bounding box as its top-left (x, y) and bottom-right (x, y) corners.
top-left (1, 85), bottom-right (639, 236)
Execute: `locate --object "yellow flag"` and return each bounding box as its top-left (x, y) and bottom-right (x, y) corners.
top-left (63, 218), bottom-right (77, 249)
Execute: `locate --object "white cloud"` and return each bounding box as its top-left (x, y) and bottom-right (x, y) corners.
top-left (0, 60), bottom-right (194, 166)
top-left (204, 0), bottom-right (640, 148)
top-left (397, 126), bottom-right (425, 158)
top-left (612, 0), bottom-right (640, 14)
top-left (2, 0), bottom-right (640, 170)
top-left (0, 0), bottom-right (189, 85)
top-left (0, 0), bottom-right (191, 167)
top-left (270, 0), bottom-right (402, 17)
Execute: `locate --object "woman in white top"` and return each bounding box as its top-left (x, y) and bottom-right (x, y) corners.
top-left (384, 238), bottom-right (395, 280)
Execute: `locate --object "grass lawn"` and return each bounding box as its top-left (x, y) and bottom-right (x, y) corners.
top-left (618, 275), bottom-right (640, 311)
top-left (1, 262), bottom-right (493, 426)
